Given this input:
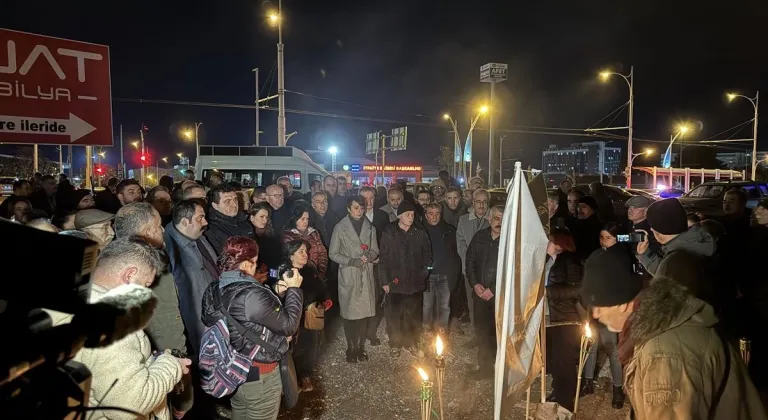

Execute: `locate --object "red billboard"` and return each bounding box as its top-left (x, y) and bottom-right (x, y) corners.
top-left (0, 28), bottom-right (112, 146)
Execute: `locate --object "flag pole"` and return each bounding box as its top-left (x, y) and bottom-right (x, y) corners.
top-left (540, 288), bottom-right (547, 403)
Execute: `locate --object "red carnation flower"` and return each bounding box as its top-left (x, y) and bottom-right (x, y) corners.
top-left (361, 244), bottom-right (369, 251)
top-left (392, 278), bottom-right (400, 285)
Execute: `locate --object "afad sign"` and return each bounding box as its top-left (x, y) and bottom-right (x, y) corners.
top-left (362, 165), bottom-right (423, 172)
top-left (0, 28), bottom-right (112, 146)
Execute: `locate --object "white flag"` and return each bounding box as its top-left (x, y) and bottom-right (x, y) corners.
top-left (493, 162), bottom-right (550, 419)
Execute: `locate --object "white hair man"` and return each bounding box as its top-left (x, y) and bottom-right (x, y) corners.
top-left (74, 237), bottom-right (189, 420)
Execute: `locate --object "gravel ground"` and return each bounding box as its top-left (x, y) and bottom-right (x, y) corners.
top-left (277, 316), bottom-right (630, 420)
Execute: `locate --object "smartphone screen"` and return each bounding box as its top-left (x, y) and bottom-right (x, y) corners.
top-left (269, 268), bottom-right (278, 278)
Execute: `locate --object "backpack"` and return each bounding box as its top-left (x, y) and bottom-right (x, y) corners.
top-left (199, 317), bottom-right (258, 397)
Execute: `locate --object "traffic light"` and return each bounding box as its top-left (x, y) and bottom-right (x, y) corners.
top-left (95, 165), bottom-right (104, 175)
top-left (140, 154), bottom-right (148, 163)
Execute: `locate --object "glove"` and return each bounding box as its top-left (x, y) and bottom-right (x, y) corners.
top-left (323, 299), bottom-right (333, 310)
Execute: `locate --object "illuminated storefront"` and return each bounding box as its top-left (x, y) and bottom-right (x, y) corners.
top-left (345, 163), bottom-right (424, 185)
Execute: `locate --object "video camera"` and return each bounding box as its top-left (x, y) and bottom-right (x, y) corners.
top-left (0, 220), bottom-right (157, 418)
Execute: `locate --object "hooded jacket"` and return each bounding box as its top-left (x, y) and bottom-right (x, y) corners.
top-left (625, 277), bottom-right (765, 420)
top-left (283, 227), bottom-right (328, 280)
top-left (201, 270), bottom-right (303, 363)
top-left (637, 225), bottom-right (717, 305)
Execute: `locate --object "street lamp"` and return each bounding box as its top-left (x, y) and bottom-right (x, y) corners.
top-left (598, 66), bottom-right (635, 187)
top-left (131, 141), bottom-right (139, 149)
top-left (181, 122), bottom-right (202, 166)
top-left (631, 148), bottom-right (654, 164)
top-left (662, 123), bottom-right (692, 168)
top-left (443, 114), bottom-right (461, 178)
top-left (268, 6), bottom-right (286, 146)
top-left (726, 91), bottom-right (760, 180)
top-left (328, 146), bottom-right (338, 172)
top-left (156, 157), bottom-right (168, 181)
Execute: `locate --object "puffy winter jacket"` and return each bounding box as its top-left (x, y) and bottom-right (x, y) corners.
top-left (204, 209), bottom-right (256, 256)
top-left (283, 228), bottom-right (328, 280)
top-left (201, 270), bottom-right (303, 363)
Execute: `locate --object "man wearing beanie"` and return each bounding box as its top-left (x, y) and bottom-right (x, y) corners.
top-left (378, 199), bottom-right (432, 358)
top-left (581, 246), bottom-right (765, 419)
top-left (636, 198), bottom-right (717, 306)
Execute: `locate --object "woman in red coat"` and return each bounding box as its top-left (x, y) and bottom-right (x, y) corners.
top-left (283, 204), bottom-right (329, 280)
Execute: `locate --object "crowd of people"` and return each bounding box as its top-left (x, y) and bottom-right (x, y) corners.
top-left (4, 168), bottom-right (768, 419)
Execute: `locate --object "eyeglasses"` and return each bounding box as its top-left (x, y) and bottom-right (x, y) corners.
top-left (473, 200), bottom-right (489, 205)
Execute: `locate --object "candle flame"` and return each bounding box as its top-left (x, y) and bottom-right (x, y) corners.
top-left (417, 367), bottom-right (429, 381)
top-left (436, 336), bottom-right (444, 356)
top-left (584, 322), bottom-right (592, 338)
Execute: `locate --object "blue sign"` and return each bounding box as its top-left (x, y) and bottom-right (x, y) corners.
top-left (463, 131), bottom-right (473, 162)
top-left (349, 164), bottom-right (361, 172)
top-left (661, 145), bottom-right (672, 169)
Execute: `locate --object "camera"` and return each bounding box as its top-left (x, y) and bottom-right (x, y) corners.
top-left (277, 264), bottom-right (294, 279)
top-left (616, 232), bottom-right (645, 243)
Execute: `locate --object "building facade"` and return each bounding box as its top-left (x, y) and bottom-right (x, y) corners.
top-left (542, 141), bottom-right (622, 176)
top-left (715, 151), bottom-right (768, 169)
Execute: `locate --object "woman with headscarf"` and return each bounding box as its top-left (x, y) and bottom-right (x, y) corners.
top-left (329, 196), bottom-right (379, 363)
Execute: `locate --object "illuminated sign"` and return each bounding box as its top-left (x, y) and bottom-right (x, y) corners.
top-left (362, 165), bottom-right (423, 172)
top-left (349, 164), bottom-right (361, 172)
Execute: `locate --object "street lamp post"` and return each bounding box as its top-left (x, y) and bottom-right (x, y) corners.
top-left (662, 124), bottom-right (691, 169)
top-left (156, 157), bottom-right (168, 182)
top-left (269, 6), bottom-right (286, 146)
top-left (183, 122), bottom-right (203, 167)
top-left (599, 66), bottom-right (634, 187)
top-left (631, 149), bottom-right (654, 164)
top-left (328, 146), bottom-right (338, 172)
top-left (442, 114), bottom-right (461, 179)
top-left (443, 106), bottom-right (487, 182)
top-left (727, 92), bottom-right (760, 180)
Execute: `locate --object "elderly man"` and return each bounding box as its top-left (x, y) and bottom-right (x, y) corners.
top-left (456, 189), bottom-right (490, 334)
top-left (582, 246), bottom-right (765, 419)
top-left (380, 188), bottom-right (404, 222)
top-left (466, 205), bottom-right (504, 379)
top-left (70, 238), bottom-right (188, 420)
top-left (277, 175), bottom-right (304, 203)
top-left (164, 200), bottom-right (219, 360)
top-left (266, 184), bottom-right (291, 233)
top-left (310, 191), bottom-right (338, 247)
top-left (204, 184), bottom-right (255, 255)
top-left (115, 202), bottom-right (193, 415)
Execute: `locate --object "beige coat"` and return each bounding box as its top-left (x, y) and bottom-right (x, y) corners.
top-left (625, 278), bottom-right (766, 420)
top-left (51, 284), bottom-right (183, 420)
top-left (329, 215), bottom-right (379, 320)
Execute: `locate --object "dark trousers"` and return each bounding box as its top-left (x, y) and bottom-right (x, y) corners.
top-left (365, 271), bottom-right (385, 340)
top-left (294, 326), bottom-right (320, 379)
top-left (343, 317), bottom-right (369, 350)
top-left (385, 292), bottom-right (422, 348)
top-left (450, 276), bottom-right (467, 321)
top-left (473, 295), bottom-right (497, 371)
top-left (547, 325), bottom-right (581, 412)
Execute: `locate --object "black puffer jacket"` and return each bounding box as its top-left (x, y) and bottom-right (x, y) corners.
top-left (201, 270), bottom-right (303, 363)
top-left (466, 227), bottom-right (500, 291)
top-left (378, 222), bottom-right (432, 295)
top-left (546, 253), bottom-right (584, 323)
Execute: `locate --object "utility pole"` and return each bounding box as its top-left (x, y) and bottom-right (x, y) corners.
top-left (119, 124), bottom-right (125, 179)
top-left (627, 66), bottom-right (635, 188)
top-left (254, 68), bottom-right (260, 146)
top-left (499, 134), bottom-right (507, 186)
top-left (276, 0), bottom-right (286, 146)
top-left (488, 81), bottom-right (496, 187)
top-left (58, 146), bottom-right (63, 174)
top-left (67, 145), bottom-right (72, 179)
top-left (33, 144), bottom-right (38, 174)
top-left (752, 92), bottom-right (760, 180)
top-left (85, 146), bottom-right (92, 189)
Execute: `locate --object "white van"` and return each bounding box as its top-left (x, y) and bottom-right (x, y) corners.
top-left (195, 146), bottom-right (330, 193)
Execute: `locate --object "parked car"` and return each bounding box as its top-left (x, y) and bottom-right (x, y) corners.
top-left (0, 177), bottom-right (15, 197)
top-left (678, 181), bottom-right (768, 217)
top-left (488, 188), bottom-right (508, 207)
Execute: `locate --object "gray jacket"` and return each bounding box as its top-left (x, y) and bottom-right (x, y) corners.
top-left (456, 210), bottom-right (490, 273)
top-left (164, 223), bottom-right (218, 360)
top-left (380, 204), bottom-right (398, 222)
top-left (637, 225), bottom-right (716, 276)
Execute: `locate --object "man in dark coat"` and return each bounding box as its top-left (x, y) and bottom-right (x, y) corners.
top-left (204, 184), bottom-right (256, 255)
top-left (422, 202), bottom-right (461, 337)
top-left (379, 201), bottom-right (432, 357)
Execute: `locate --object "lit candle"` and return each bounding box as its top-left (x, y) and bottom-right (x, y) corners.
top-left (574, 321), bottom-right (596, 414)
top-left (434, 336), bottom-right (445, 420)
top-left (417, 367), bottom-right (433, 420)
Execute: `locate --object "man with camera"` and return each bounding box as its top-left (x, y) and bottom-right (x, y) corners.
top-left (636, 198), bottom-right (717, 307)
top-left (74, 237), bottom-right (189, 420)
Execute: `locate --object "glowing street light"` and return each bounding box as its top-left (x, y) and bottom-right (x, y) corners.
top-left (725, 91), bottom-right (760, 180)
top-left (328, 146), bottom-right (338, 172)
top-left (442, 113), bottom-right (450, 120)
top-left (478, 105), bottom-right (489, 114)
top-left (597, 66), bottom-right (635, 186)
top-left (267, 4), bottom-right (287, 146)
top-left (631, 148), bottom-right (655, 164)
top-left (662, 122), bottom-right (695, 168)
top-left (131, 141), bottom-right (139, 149)
top-left (268, 12), bottom-right (280, 24)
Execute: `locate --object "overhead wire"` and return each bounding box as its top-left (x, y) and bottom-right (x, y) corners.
top-left (259, 61), bottom-right (277, 99)
top-left (586, 101), bottom-right (629, 130)
top-left (285, 90), bottom-right (433, 120)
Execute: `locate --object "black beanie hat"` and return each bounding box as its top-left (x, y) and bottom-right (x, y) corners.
top-left (396, 200), bottom-right (416, 216)
top-left (646, 198), bottom-right (687, 235)
top-left (580, 245), bottom-right (642, 307)
top-left (577, 196), bottom-right (598, 211)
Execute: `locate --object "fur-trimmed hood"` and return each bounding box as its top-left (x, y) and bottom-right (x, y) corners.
top-left (630, 276), bottom-right (717, 346)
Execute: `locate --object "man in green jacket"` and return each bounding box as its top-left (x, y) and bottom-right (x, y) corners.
top-left (115, 202), bottom-right (193, 415)
top-left (581, 246), bottom-right (765, 419)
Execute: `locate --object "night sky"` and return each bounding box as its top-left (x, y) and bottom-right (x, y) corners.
top-left (2, 0), bottom-right (767, 175)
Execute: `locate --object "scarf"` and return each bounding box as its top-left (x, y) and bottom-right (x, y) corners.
top-left (348, 214), bottom-right (364, 237)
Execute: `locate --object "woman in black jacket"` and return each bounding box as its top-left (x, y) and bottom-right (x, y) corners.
top-left (545, 228), bottom-right (584, 412)
top-left (284, 239), bottom-right (332, 393)
top-left (248, 203), bottom-right (283, 277)
top-left (201, 236), bottom-right (304, 420)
